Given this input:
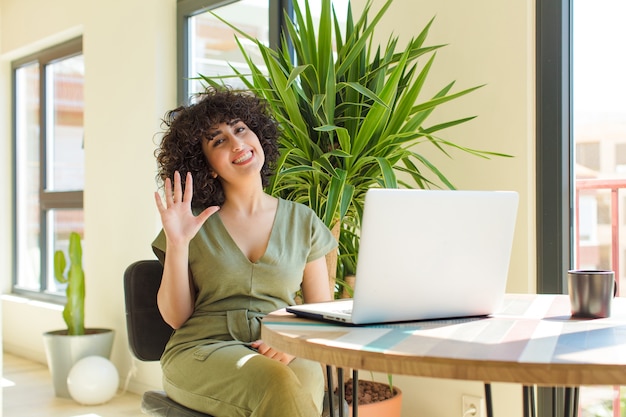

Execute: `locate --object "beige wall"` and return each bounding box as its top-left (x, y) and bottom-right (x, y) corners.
top-left (0, 1), bottom-right (535, 416)
top-left (358, 0), bottom-right (536, 295)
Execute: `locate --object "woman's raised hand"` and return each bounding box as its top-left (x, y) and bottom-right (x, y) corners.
top-left (154, 171), bottom-right (219, 245)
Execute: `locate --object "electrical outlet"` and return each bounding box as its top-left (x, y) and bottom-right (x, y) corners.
top-left (462, 394), bottom-right (483, 417)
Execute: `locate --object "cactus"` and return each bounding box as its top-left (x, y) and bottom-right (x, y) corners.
top-left (53, 232), bottom-right (85, 335)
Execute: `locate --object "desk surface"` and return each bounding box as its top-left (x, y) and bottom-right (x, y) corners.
top-left (261, 294), bottom-right (626, 386)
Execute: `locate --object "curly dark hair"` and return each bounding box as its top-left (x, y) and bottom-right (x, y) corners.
top-left (155, 87), bottom-right (280, 209)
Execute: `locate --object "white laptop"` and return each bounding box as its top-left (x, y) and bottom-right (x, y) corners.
top-left (287, 188), bottom-right (519, 325)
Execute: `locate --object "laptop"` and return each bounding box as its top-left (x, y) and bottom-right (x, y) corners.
top-left (287, 188), bottom-right (519, 325)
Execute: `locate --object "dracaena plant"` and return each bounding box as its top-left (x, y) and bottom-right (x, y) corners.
top-left (203, 0), bottom-right (509, 293)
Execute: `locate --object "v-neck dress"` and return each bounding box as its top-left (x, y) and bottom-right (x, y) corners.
top-left (152, 198), bottom-right (337, 417)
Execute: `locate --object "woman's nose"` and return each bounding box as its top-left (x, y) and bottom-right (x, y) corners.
top-left (231, 136), bottom-right (244, 151)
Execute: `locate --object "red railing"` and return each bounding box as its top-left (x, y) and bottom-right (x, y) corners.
top-left (574, 178), bottom-right (626, 417)
top-left (575, 178), bottom-right (626, 293)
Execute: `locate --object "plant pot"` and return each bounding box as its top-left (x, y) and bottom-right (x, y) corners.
top-left (344, 379), bottom-right (402, 417)
top-left (42, 328), bottom-right (115, 398)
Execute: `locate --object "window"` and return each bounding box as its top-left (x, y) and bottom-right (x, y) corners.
top-left (12, 37), bottom-right (84, 300)
top-left (538, 0), bottom-right (626, 415)
top-left (177, 0), bottom-right (278, 105)
top-left (187, 0), bottom-right (270, 96)
top-left (177, 0), bottom-right (350, 104)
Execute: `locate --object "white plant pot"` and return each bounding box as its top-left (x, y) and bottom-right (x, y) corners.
top-left (42, 328), bottom-right (115, 398)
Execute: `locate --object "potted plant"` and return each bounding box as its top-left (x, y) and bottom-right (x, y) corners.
top-left (206, 0), bottom-right (509, 296)
top-left (343, 377), bottom-right (402, 417)
top-left (42, 232), bottom-right (115, 398)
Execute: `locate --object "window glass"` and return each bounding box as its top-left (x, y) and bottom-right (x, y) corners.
top-left (187, 0), bottom-right (269, 97)
top-left (15, 63), bottom-right (42, 292)
top-left (573, 0), bottom-right (626, 414)
top-left (47, 54), bottom-right (85, 191)
top-left (13, 38), bottom-right (84, 299)
top-left (573, 0), bottom-right (626, 277)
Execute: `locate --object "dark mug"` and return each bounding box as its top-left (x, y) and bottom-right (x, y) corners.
top-left (567, 270), bottom-right (616, 318)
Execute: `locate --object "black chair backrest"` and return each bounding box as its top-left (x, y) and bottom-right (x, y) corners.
top-left (124, 260), bottom-right (173, 361)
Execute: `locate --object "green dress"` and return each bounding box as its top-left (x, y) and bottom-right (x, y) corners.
top-left (152, 198), bottom-right (337, 417)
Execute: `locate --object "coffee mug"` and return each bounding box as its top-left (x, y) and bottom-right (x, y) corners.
top-left (567, 270), bottom-right (616, 318)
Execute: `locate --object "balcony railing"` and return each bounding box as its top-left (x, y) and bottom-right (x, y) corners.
top-left (575, 178), bottom-right (626, 417)
top-left (575, 178), bottom-right (626, 295)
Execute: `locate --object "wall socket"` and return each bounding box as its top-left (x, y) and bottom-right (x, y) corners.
top-left (462, 394), bottom-right (483, 417)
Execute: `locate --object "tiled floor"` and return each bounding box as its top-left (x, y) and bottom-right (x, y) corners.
top-left (2, 352), bottom-right (145, 417)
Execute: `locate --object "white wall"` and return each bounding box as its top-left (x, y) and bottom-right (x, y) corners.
top-left (1, 1), bottom-right (535, 416)
top-left (0, 0), bottom-right (5, 411)
top-left (0, 0), bottom-right (175, 395)
top-left (0, 4), bottom-right (4, 410)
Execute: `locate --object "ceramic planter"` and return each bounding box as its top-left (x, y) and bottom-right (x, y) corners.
top-left (42, 328), bottom-right (115, 398)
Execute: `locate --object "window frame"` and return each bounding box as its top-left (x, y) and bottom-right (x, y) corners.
top-left (536, 0), bottom-right (573, 295)
top-left (535, 0), bottom-right (573, 414)
top-left (176, 0), bottom-right (290, 105)
top-left (11, 36), bottom-right (84, 302)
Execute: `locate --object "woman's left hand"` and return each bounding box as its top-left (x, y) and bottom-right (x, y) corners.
top-left (250, 340), bottom-right (295, 365)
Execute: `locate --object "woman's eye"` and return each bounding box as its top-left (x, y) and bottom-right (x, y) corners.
top-left (213, 138), bottom-right (225, 146)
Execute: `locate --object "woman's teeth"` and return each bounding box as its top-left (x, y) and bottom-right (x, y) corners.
top-left (233, 151), bottom-right (252, 164)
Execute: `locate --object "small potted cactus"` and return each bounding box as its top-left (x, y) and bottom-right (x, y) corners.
top-left (42, 232), bottom-right (115, 398)
top-left (54, 231), bottom-right (86, 335)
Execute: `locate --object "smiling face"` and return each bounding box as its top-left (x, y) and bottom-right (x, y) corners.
top-left (201, 119), bottom-right (265, 183)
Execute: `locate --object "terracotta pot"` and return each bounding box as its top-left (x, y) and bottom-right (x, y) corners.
top-left (347, 382), bottom-right (402, 417)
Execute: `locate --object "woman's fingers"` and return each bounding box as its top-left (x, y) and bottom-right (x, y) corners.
top-left (154, 191), bottom-right (165, 212)
top-left (172, 171), bottom-right (183, 204)
top-left (161, 171), bottom-right (193, 209)
top-left (250, 340), bottom-right (294, 364)
top-left (183, 172), bottom-right (194, 202)
top-left (164, 177), bottom-right (174, 207)
top-left (197, 206), bottom-right (220, 224)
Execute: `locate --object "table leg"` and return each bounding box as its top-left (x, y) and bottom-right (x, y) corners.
top-left (523, 385), bottom-right (536, 417)
top-left (337, 368), bottom-right (345, 417)
top-left (564, 388), bottom-right (572, 417)
top-left (352, 370), bottom-right (359, 417)
top-left (563, 387), bottom-right (579, 417)
top-left (485, 383), bottom-right (494, 417)
top-left (326, 365), bottom-right (336, 417)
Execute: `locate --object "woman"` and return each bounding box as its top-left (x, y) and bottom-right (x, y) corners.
top-left (152, 87), bottom-right (337, 417)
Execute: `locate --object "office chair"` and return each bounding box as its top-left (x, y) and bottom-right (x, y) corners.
top-left (124, 259), bottom-right (347, 417)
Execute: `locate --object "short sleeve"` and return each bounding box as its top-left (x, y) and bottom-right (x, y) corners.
top-left (305, 208), bottom-right (338, 263)
top-left (152, 229), bottom-right (167, 264)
